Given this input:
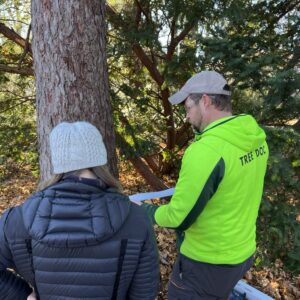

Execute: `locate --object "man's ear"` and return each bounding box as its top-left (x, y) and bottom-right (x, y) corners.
top-left (202, 94), bottom-right (212, 108)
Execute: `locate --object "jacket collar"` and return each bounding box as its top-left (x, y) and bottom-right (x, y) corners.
top-left (62, 175), bottom-right (103, 189)
top-left (195, 114), bottom-right (247, 141)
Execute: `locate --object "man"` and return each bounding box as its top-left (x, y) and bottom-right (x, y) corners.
top-left (142, 71), bottom-right (269, 299)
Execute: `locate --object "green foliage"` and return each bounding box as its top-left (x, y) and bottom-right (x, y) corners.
top-left (199, 0), bottom-right (300, 124)
top-left (257, 196), bottom-right (300, 273)
top-left (256, 127), bottom-right (300, 273)
top-left (0, 0), bottom-right (36, 180)
top-left (107, 0), bottom-right (300, 273)
top-left (0, 73), bottom-right (37, 180)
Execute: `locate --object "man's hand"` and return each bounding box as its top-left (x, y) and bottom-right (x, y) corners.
top-left (27, 291), bottom-right (37, 300)
top-left (140, 202), bottom-right (158, 225)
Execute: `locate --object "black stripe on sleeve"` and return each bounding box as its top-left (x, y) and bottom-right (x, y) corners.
top-left (176, 158), bottom-right (225, 232)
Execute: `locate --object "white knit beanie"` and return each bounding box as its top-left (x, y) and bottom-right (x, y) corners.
top-left (49, 121), bottom-right (107, 174)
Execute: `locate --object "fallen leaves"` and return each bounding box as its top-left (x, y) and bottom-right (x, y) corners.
top-left (248, 264), bottom-right (300, 299)
top-left (0, 162), bottom-right (299, 299)
top-left (0, 164), bottom-right (36, 214)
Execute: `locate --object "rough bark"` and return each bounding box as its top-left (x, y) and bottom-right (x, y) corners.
top-left (144, 155), bottom-right (160, 174)
top-left (31, 0), bottom-right (118, 182)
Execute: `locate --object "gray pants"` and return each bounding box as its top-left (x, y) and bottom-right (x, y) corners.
top-left (168, 254), bottom-right (253, 300)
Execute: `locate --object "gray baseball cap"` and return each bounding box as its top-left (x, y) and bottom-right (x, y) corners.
top-left (168, 71), bottom-right (231, 105)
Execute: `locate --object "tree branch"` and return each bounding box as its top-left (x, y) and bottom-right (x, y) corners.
top-left (0, 18), bottom-right (30, 26)
top-left (0, 98), bottom-right (35, 114)
top-left (115, 131), bottom-right (168, 190)
top-left (166, 21), bottom-right (196, 60)
top-left (175, 122), bottom-right (193, 149)
top-left (0, 22), bottom-right (32, 54)
top-left (135, 0), bottom-right (142, 26)
top-left (268, 0), bottom-right (300, 29)
top-left (144, 102), bottom-right (166, 116)
top-left (118, 112), bottom-right (143, 154)
top-left (107, 5), bottom-right (164, 86)
top-left (132, 43), bottom-right (164, 86)
top-left (134, 0), bottom-right (151, 24)
top-left (18, 23), bottom-right (32, 67)
top-left (107, 4), bottom-right (176, 149)
top-left (169, 17), bottom-right (176, 47)
top-left (144, 155), bottom-right (160, 173)
top-left (0, 64), bottom-right (34, 76)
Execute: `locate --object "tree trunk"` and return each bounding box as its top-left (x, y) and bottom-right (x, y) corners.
top-left (115, 132), bottom-right (168, 191)
top-left (129, 157), bottom-right (169, 191)
top-left (144, 155), bottom-right (160, 174)
top-left (31, 0), bottom-right (118, 182)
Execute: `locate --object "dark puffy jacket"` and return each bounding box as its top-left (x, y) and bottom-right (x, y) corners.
top-left (0, 177), bottom-right (160, 300)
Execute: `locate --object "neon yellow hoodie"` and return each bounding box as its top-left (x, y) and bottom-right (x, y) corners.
top-left (153, 114), bottom-right (268, 264)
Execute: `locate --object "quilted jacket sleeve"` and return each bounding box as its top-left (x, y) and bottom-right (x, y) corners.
top-left (0, 208), bottom-right (32, 300)
top-left (127, 221), bottom-right (160, 300)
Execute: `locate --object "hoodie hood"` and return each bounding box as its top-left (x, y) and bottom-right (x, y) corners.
top-left (196, 114), bottom-right (266, 152)
top-left (22, 179), bottom-right (130, 248)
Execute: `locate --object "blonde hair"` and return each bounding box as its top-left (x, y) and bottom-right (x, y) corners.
top-left (38, 165), bottom-right (122, 193)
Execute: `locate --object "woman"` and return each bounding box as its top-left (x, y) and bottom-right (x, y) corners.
top-left (0, 121), bottom-right (159, 300)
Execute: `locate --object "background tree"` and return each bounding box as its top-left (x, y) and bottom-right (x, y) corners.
top-left (106, 0), bottom-right (300, 272)
top-left (0, 0), bottom-right (36, 180)
top-left (106, 0), bottom-right (299, 182)
top-left (1, 0), bottom-right (118, 181)
top-left (30, 0), bottom-right (117, 181)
